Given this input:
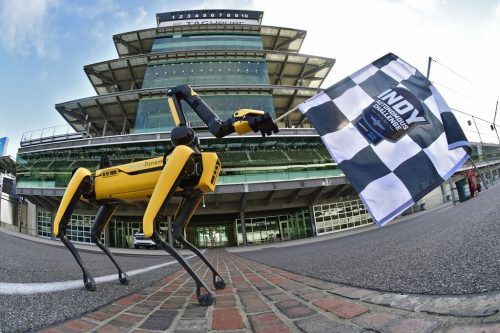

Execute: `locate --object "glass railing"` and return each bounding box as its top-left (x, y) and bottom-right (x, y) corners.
top-left (218, 168), bottom-right (343, 184)
top-left (17, 166), bottom-right (342, 189)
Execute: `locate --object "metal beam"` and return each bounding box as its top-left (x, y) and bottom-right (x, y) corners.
top-left (275, 31), bottom-right (306, 50)
top-left (116, 96), bottom-right (133, 131)
top-left (76, 103), bottom-right (99, 136)
top-left (126, 58), bottom-right (138, 89)
top-left (85, 67), bottom-right (115, 86)
top-left (56, 106), bottom-right (87, 123)
top-left (276, 54), bottom-right (289, 85)
top-left (239, 192), bottom-right (248, 211)
top-left (215, 194), bottom-right (220, 209)
top-left (287, 188), bottom-right (302, 204)
top-left (94, 100), bottom-right (117, 134)
top-left (113, 35), bottom-right (141, 55)
top-left (107, 62), bottom-right (119, 89)
top-left (77, 199), bottom-right (97, 211)
top-left (284, 90), bottom-right (299, 127)
top-left (272, 27), bottom-right (282, 50)
top-left (35, 196), bottom-right (57, 209)
top-left (136, 31), bottom-right (145, 53)
top-left (298, 114), bottom-right (307, 127)
top-left (302, 63), bottom-right (330, 79)
top-left (264, 190), bottom-right (276, 206)
top-left (295, 57), bottom-right (308, 86)
top-left (308, 186), bottom-right (325, 205)
top-left (26, 196), bottom-right (49, 209)
top-left (324, 184), bottom-right (351, 199)
top-left (46, 196), bottom-right (62, 208)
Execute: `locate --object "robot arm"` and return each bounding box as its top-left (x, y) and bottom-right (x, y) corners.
top-left (166, 84), bottom-right (279, 138)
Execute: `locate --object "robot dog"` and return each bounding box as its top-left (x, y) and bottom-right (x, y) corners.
top-left (53, 84), bottom-right (278, 305)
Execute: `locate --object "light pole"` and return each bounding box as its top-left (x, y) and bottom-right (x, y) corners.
top-left (427, 56), bottom-right (456, 205)
top-left (491, 101), bottom-right (500, 148)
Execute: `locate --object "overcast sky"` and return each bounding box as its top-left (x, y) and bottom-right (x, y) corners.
top-left (0, 0), bottom-right (499, 157)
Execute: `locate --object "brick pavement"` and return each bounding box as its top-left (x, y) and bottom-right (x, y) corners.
top-left (39, 249), bottom-right (500, 333)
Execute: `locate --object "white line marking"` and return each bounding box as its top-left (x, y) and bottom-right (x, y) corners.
top-left (0, 253), bottom-right (200, 295)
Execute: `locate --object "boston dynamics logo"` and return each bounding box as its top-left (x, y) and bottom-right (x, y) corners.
top-left (354, 87), bottom-right (428, 145)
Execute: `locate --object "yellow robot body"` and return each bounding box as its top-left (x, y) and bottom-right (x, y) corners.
top-left (93, 148), bottom-right (221, 202)
top-left (94, 157), bottom-right (164, 201)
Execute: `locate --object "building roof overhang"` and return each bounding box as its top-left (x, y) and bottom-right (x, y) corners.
top-left (84, 49), bottom-right (335, 95)
top-left (17, 175), bottom-right (350, 215)
top-left (0, 155), bottom-right (16, 175)
top-left (113, 24), bottom-right (307, 57)
top-left (55, 85), bottom-right (321, 137)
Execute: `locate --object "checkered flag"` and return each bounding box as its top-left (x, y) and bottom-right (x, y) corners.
top-left (299, 53), bottom-right (471, 226)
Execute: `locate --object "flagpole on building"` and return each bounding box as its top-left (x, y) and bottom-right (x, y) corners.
top-left (273, 106), bottom-right (299, 124)
top-left (492, 101), bottom-right (500, 147)
top-left (428, 56), bottom-right (458, 205)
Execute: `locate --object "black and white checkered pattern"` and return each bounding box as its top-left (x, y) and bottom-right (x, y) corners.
top-left (299, 53), bottom-right (471, 226)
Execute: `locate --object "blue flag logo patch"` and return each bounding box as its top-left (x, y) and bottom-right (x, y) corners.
top-left (355, 87), bottom-right (428, 145)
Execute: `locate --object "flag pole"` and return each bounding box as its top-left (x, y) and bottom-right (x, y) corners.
top-left (273, 106), bottom-right (299, 124)
top-left (468, 157), bottom-right (488, 190)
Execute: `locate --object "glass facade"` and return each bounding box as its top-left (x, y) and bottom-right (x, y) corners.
top-left (35, 210), bottom-right (173, 247)
top-left (109, 220), bottom-right (169, 248)
top-left (37, 211), bottom-right (52, 238)
top-left (152, 34), bottom-right (263, 53)
top-left (143, 59), bottom-right (269, 88)
top-left (312, 199), bottom-right (373, 235)
top-left (236, 209), bottom-right (311, 246)
top-left (135, 32), bottom-right (273, 134)
top-left (191, 226), bottom-right (229, 248)
top-left (134, 94), bottom-right (275, 133)
top-left (36, 210), bottom-right (105, 244)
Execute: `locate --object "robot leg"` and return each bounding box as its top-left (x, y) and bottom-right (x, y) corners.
top-left (90, 204), bottom-right (129, 285)
top-left (173, 193), bottom-right (226, 290)
top-left (53, 168), bottom-right (96, 290)
top-left (143, 146), bottom-right (215, 305)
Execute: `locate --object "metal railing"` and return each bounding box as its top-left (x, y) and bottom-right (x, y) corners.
top-left (20, 125), bottom-right (91, 147)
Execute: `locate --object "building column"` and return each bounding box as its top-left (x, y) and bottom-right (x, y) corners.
top-left (233, 219), bottom-right (239, 246)
top-left (167, 215), bottom-right (173, 245)
top-left (448, 178), bottom-right (457, 206)
top-left (104, 221), bottom-right (110, 247)
top-left (240, 211), bottom-right (247, 246)
top-left (50, 207), bottom-right (56, 240)
top-left (440, 183), bottom-right (447, 203)
top-left (309, 205), bottom-right (318, 237)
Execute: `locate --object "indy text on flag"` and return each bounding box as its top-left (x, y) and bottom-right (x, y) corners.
top-left (298, 53), bottom-right (471, 226)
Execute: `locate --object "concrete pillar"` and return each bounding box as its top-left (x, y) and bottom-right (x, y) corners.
top-left (104, 221), bottom-right (110, 247)
top-left (440, 183), bottom-right (447, 203)
top-left (167, 215), bottom-right (173, 245)
top-left (309, 205), bottom-right (318, 237)
top-left (102, 120), bottom-right (108, 137)
top-left (50, 208), bottom-right (56, 240)
top-left (448, 178), bottom-right (457, 206)
top-left (240, 211), bottom-right (247, 246)
top-left (233, 219), bottom-right (238, 246)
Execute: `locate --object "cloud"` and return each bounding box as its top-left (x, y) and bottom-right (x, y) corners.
top-left (400, 0), bottom-right (439, 12)
top-left (0, 0), bottom-right (59, 57)
top-left (134, 7), bottom-right (147, 26)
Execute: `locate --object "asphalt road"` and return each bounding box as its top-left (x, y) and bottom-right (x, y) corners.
top-left (239, 183), bottom-right (500, 296)
top-left (0, 233), bottom-right (190, 332)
